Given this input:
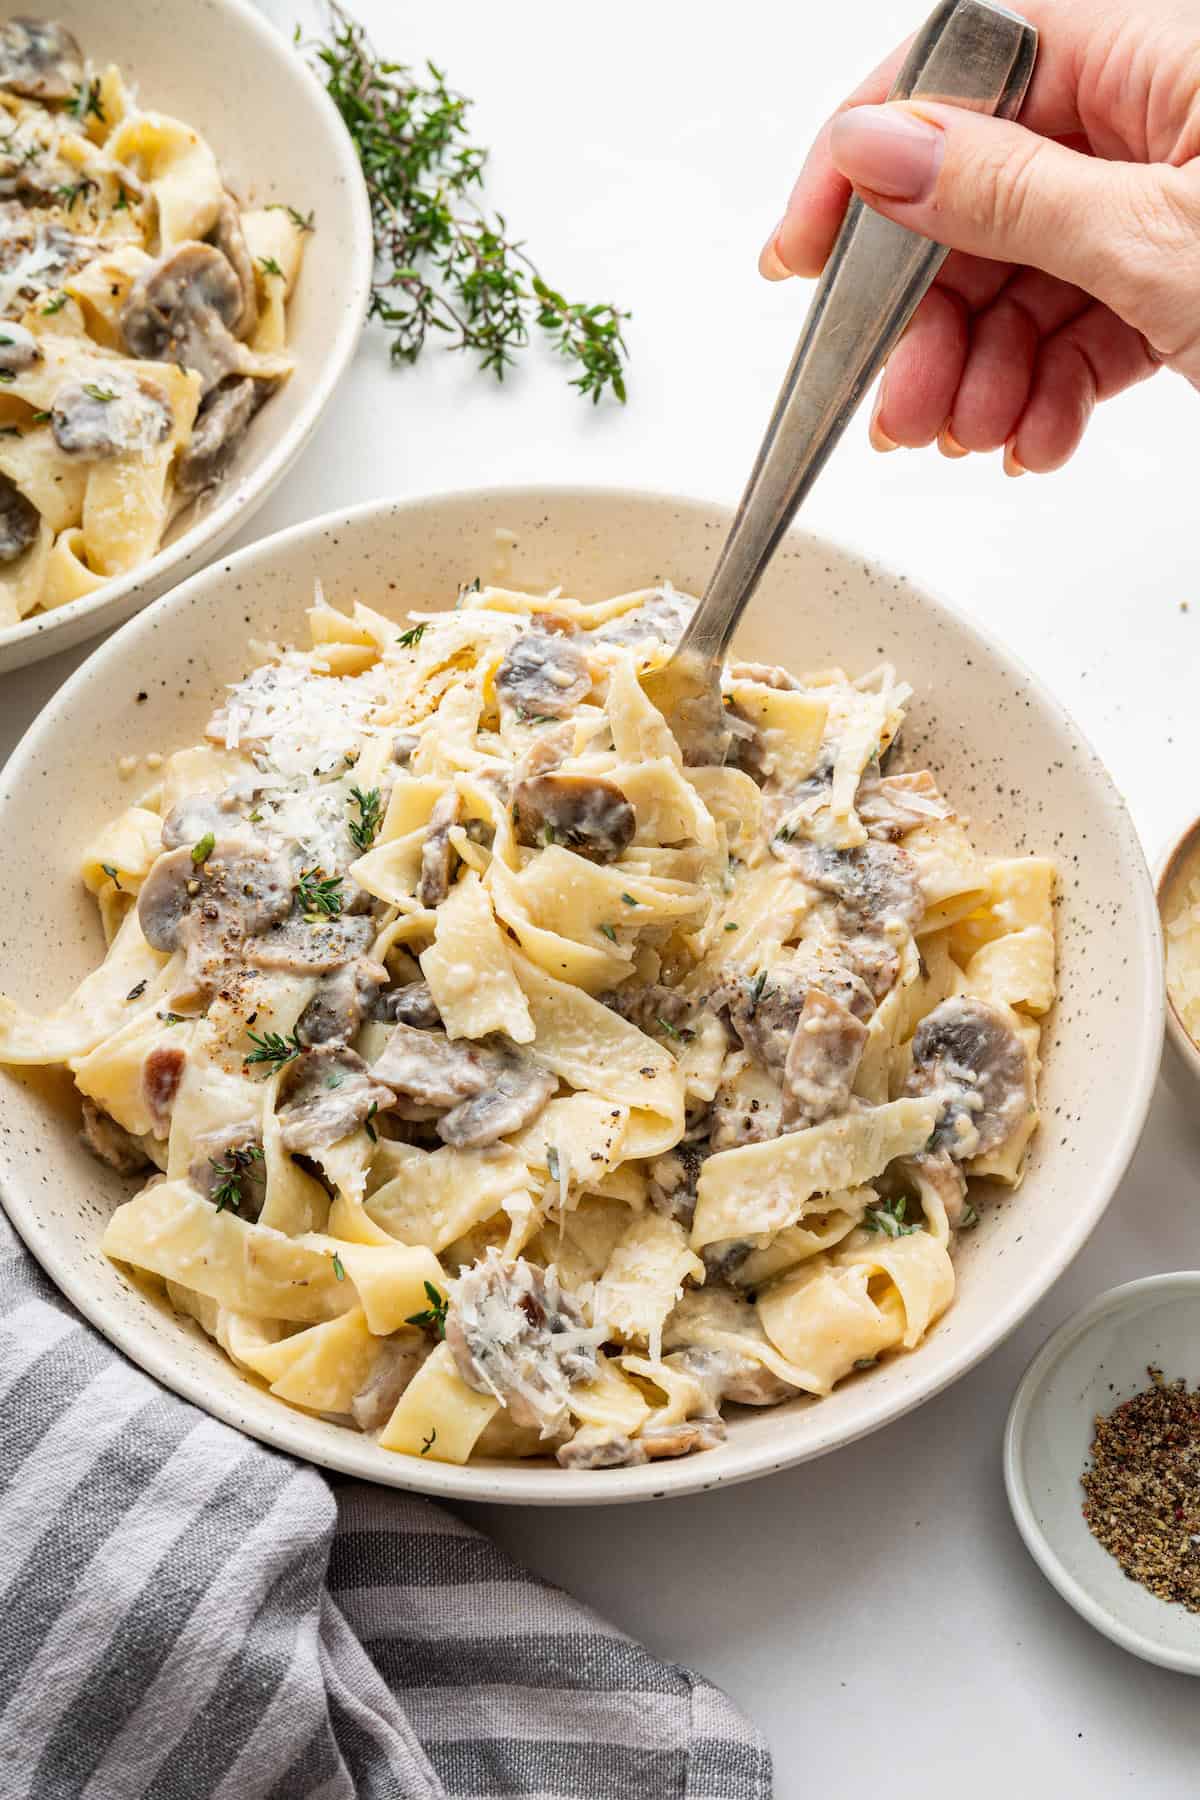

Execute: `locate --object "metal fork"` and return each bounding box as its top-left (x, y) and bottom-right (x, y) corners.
top-left (642, 0), bottom-right (1037, 761)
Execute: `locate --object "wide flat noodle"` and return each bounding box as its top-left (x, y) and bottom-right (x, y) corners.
top-left (102, 1181), bottom-right (354, 1322)
top-left (691, 1097), bottom-right (939, 1248)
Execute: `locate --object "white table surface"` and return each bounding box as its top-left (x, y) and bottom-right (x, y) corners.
top-left (6, 1), bottom-right (1200, 1790)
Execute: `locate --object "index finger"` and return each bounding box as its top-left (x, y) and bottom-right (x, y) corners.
top-left (766, 1), bottom-right (1083, 281)
top-left (766, 42), bottom-right (910, 280)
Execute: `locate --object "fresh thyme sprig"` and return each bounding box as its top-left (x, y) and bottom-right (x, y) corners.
top-left (406, 1279), bottom-right (449, 1338)
top-left (244, 1027), bottom-right (302, 1072)
top-left (296, 867), bottom-right (344, 920)
top-left (347, 785), bottom-right (383, 852)
top-left (305, 5), bottom-right (629, 402)
top-left (209, 1143), bottom-right (264, 1215)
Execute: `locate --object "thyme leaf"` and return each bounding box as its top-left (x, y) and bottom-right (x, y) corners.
top-left (209, 1143), bottom-right (263, 1215)
top-left (347, 785), bottom-right (383, 851)
top-left (863, 1196), bottom-right (922, 1239)
top-left (296, 867), bottom-right (344, 920)
top-left (395, 622), bottom-right (426, 648)
top-left (244, 1027), bottom-right (302, 1072)
top-left (406, 1279), bottom-right (448, 1338)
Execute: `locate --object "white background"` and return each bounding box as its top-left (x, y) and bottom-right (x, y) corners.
top-left (5, 1), bottom-right (1200, 1791)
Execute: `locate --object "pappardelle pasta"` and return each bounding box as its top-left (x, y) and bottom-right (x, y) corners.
top-left (0, 577), bottom-right (1057, 1469)
top-left (0, 17), bottom-right (307, 627)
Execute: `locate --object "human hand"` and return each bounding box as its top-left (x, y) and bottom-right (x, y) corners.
top-left (760, 0), bottom-right (1200, 472)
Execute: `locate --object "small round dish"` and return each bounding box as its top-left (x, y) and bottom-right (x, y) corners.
top-left (1004, 1274), bottom-right (1200, 1676)
top-left (0, 0), bottom-right (373, 673)
top-left (1156, 815), bottom-right (1200, 1108)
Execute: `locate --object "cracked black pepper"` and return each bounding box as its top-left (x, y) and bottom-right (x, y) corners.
top-left (1080, 1366), bottom-right (1200, 1611)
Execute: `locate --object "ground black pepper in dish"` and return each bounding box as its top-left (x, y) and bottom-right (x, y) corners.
top-left (1080, 1366), bottom-right (1200, 1611)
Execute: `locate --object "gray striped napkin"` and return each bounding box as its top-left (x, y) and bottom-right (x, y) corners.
top-left (0, 1211), bottom-right (770, 1800)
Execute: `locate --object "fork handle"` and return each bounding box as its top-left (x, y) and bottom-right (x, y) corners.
top-left (685, 0), bottom-right (1037, 664)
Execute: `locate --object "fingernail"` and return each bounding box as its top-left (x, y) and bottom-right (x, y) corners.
top-left (1003, 439), bottom-right (1026, 477)
top-left (869, 387), bottom-right (897, 453)
top-left (829, 104), bottom-right (944, 202)
top-left (938, 426), bottom-right (969, 460)
top-left (758, 224), bottom-right (792, 282)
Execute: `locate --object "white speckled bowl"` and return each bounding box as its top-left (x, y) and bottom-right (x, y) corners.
top-left (1005, 1275), bottom-right (1200, 1675)
top-left (0, 0), bottom-right (372, 673)
top-left (0, 488), bottom-right (1164, 1503)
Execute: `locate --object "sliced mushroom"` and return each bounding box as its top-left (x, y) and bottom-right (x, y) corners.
top-left (437, 1052), bottom-right (556, 1148)
top-left (709, 1057), bottom-right (782, 1150)
top-left (120, 243), bottom-right (245, 394)
top-left (160, 792), bottom-right (227, 852)
top-left (175, 377), bottom-right (266, 498)
top-left (189, 1123), bottom-right (267, 1220)
top-left (392, 733), bottom-right (419, 768)
top-left (701, 1239), bottom-right (754, 1285)
top-left (592, 587), bottom-right (696, 648)
top-left (0, 18), bottom-right (82, 101)
top-left (840, 932), bottom-right (902, 1007)
top-left (0, 321), bottom-right (40, 375)
top-left (351, 1336), bottom-right (428, 1432)
top-left (896, 1147), bottom-right (970, 1229)
top-left (243, 910), bottom-right (375, 977)
top-left (856, 770), bottom-right (952, 840)
top-left (903, 996), bottom-right (1033, 1161)
top-left (416, 789), bottom-right (459, 908)
top-left (646, 1141), bottom-right (707, 1227)
top-left (374, 980), bottom-right (442, 1031)
top-left (445, 1250), bottom-right (600, 1435)
top-left (512, 772), bottom-right (635, 862)
top-left (209, 194), bottom-right (258, 339)
top-left (665, 1342), bottom-right (798, 1408)
top-left (639, 1416), bottom-right (726, 1459)
top-left (143, 1044), bottom-right (186, 1135)
top-left (80, 1097), bottom-right (152, 1176)
top-left (557, 1427), bottom-right (646, 1469)
top-left (372, 1019), bottom-right (500, 1111)
top-left (602, 981), bottom-right (696, 1041)
top-left (714, 967), bottom-right (810, 1075)
top-left (517, 721), bottom-right (574, 779)
top-left (276, 1043), bottom-right (395, 1153)
top-left (775, 838), bottom-right (923, 937)
top-left (496, 629), bottom-right (590, 720)
top-left (0, 473), bottom-right (38, 563)
top-left (780, 988), bottom-right (868, 1131)
top-left (798, 950), bottom-right (876, 1023)
top-left (137, 837), bottom-right (292, 955)
top-left (51, 374), bottom-right (172, 459)
top-left (296, 958), bottom-right (388, 1047)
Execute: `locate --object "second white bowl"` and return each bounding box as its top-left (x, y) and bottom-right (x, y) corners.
top-left (0, 0), bottom-right (373, 673)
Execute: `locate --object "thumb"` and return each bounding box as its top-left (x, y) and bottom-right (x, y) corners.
top-left (823, 100), bottom-right (1200, 360)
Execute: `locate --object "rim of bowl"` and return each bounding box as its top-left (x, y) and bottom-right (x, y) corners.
top-left (0, 485), bottom-right (1167, 1503)
top-left (1155, 815), bottom-right (1200, 1082)
top-left (0, 0), bottom-right (374, 662)
top-left (1003, 1272), bottom-right (1200, 1675)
